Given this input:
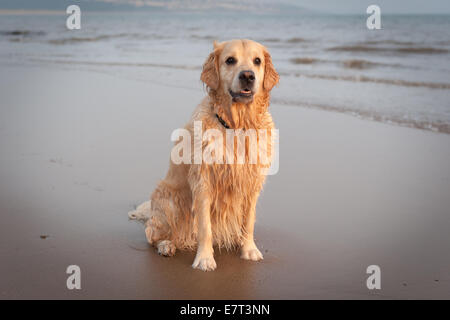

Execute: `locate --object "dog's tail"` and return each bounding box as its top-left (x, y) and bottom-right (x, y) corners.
top-left (128, 200), bottom-right (151, 224)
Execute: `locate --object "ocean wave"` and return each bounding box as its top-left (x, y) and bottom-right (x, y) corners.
top-left (49, 35), bottom-right (116, 45)
top-left (272, 98), bottom-right (450, 134)
top-left (282, 71), bottom-right (450, 89)
top-left (359, 40), bottom-right (417, 46)
top-left (0, 30), bottom-right (46, 37)
top-left (290, 57), bottom-right (414, 70)
top-left (190, 35), bottom-right (216, 40)
top-left (48, 34), bottom-right (133, 45)
top-left (48, 33), bottom-right (170, 45)
top-left (190, 36), bottom-right (306, 44)
top-left (361, 40), bottom-right (450, 46)
top-left (290, 57), bottom-right (318, 64)
top-left (290, 57), bottom-right (380, 69)
top-left (30, 58), bottom-right (201, 71)
top-left (286, 37), bottom-right (307, 43)
top-left (341, 59), bottom-right (380, 69)
top-left (260, 37), bottom-right (309, 44)
top-left (260, 38), bottom-right (282, 43)
top-left (328, 45), bottom-right (449, 54)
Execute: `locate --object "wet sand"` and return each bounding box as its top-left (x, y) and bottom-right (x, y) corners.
top-left (0, 64), bottom-right (449, 299)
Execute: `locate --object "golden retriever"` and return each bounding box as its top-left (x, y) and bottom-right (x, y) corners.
top-left (129, 39), bottom-right (279, 271)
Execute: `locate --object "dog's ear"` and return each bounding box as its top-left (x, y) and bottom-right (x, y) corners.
top-left (201, 42), bottom-right (221, 91)
top-left (263, 49), bottom-right (279, 91)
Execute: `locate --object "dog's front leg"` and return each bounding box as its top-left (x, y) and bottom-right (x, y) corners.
top-left (192, 192), bottom-right (217, 271)
top-left (241, 195), bottom-right (264, 261)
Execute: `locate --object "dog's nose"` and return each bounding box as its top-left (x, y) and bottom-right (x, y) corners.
top-left (239, 70), bottom-right (255, 86)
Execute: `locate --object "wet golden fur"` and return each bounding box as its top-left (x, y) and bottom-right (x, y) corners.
top-left (130, 39), bottom-right (279, 271)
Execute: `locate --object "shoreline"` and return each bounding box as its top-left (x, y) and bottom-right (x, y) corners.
top-left (3, 59), bottom-right (449, 135)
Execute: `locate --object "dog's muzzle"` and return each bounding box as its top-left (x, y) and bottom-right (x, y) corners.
top-left (229, 70), bottom-right (255, 103)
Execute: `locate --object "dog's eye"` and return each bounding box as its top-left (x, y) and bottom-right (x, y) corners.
top-left (225, 57), bottom-right (236, 65)
top-left (254, 57), bottom-right (261, 65)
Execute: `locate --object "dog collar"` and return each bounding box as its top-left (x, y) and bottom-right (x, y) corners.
top-left (216, 114), bottom-right (230, 129)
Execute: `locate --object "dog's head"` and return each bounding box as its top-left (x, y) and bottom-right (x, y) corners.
top-left (201, 39), bottom-right (279, 104)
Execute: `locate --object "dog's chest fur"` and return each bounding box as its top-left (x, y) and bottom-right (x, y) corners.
top-left (188, 100), bottom-right (273, 249)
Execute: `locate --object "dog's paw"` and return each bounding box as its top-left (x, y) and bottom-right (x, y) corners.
top-left (157, 240), bottom-right (176, 257)
top-left (192, 253), bottom-right (217, 271)
top-left (128, 210), bottom-right (138, 220)
top-left (241, 244), bottom-right (264, 261)
top-left (128, 201), bottom-right (151, 222)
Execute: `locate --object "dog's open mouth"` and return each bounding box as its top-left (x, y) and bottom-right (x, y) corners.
top-left (229, 89), bottom-right (254, 101)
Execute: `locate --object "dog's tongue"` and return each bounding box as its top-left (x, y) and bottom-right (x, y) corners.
top-left (241, 89), bottom-right (251, 94)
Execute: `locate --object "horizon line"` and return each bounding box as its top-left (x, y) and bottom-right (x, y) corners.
top-left (1, 9), bottom-right (450, 16)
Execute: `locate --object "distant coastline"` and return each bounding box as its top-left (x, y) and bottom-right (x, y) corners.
top-left (0, 9), bottom-right (65, 15)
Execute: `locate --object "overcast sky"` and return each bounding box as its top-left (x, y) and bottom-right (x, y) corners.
top-left (1, 0), bottom-right (450, 14)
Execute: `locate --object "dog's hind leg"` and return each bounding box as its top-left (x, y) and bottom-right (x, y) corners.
top-left (143, 180), bottom-right (192, 255)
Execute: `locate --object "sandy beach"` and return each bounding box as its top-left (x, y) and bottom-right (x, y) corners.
top-left (0, 63), bottom-right (449, 299)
